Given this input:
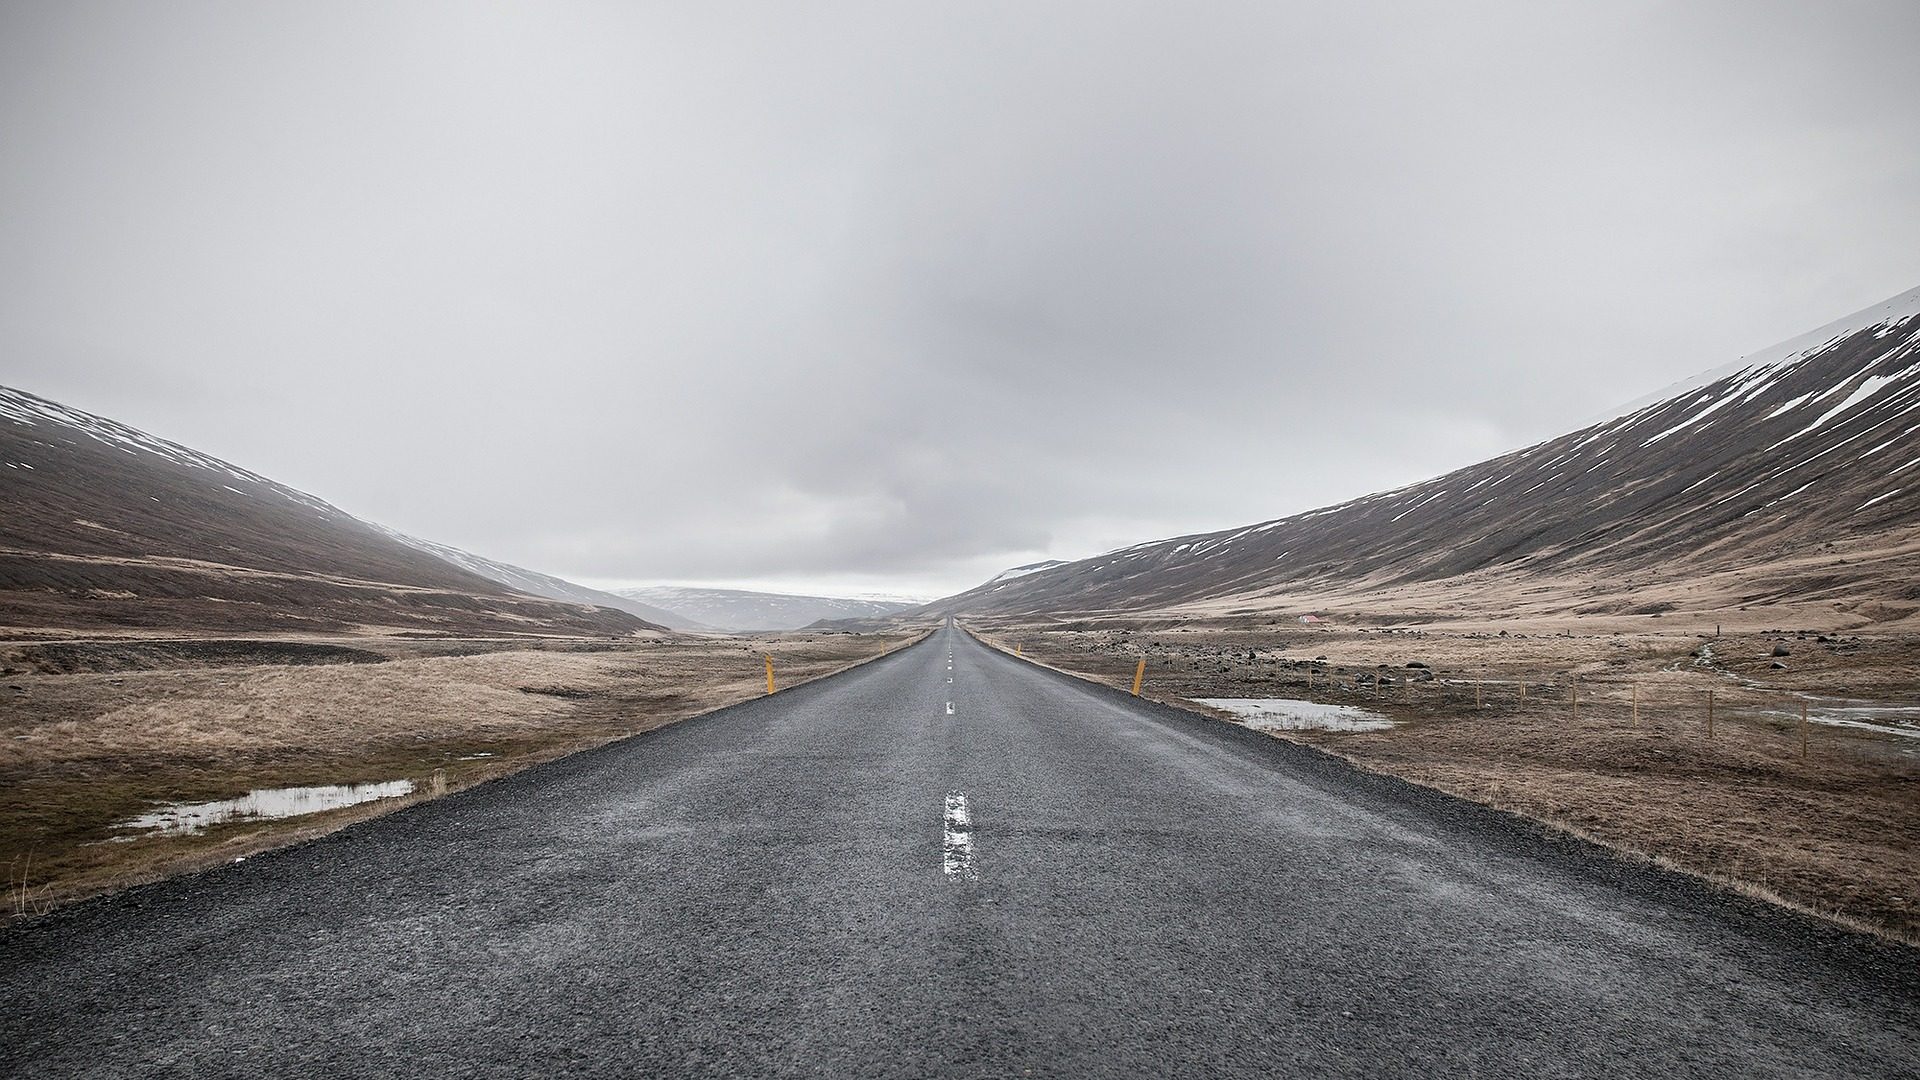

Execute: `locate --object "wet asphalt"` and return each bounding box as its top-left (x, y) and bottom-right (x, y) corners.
top-left (2, 624), bottom-right (1916, 1078)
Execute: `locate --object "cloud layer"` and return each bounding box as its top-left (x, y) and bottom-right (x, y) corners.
top-left (5, 2), bottom-right (1918, 595)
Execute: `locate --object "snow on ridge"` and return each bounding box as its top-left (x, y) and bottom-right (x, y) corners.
top-left (0, 385), bottom-right (343, 518)
top-left (987, 560), bottom-right (1067, 584)
top-left (1597, 284), bottom-right (1920, 427)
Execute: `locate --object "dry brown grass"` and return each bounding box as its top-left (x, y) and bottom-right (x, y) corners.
top-left (983, 623), bottom-right (1920, 944)
top-left (0, 630), bottom-right (923, 918)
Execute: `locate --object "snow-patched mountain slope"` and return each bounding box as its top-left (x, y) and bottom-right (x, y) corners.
top-left (1, 388), bottom-right (345, 521)
top-left (931, 284), bottom-right (1920, 621)
top-left (614, 585), bottom-right (917, 633)
top-left (986, 561), bottom-right (1068, 585)
top-left (371, 527), bottom-right (696, 630)
top-left (0, 385), bottom-right (658, 635)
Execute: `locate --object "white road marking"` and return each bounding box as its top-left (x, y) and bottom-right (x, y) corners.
top-left (946, 701), bottom-right (955, 714)
top-left (943, 791), bottom-right (976, 880)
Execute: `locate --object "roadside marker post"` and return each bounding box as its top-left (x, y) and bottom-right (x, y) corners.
top-left (765, 655), bottom-right (776, 695)
top-left (1131, 659), bottom-right (1146, 697)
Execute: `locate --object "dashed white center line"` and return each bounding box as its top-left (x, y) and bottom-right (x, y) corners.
top-left (943, 791), bottom-right (976, 880)
top-left (946, 701), bottom-right (955, 715)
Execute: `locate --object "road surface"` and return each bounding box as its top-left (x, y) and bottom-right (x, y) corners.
top-left (3, 625), bottom-right (1915, 1077)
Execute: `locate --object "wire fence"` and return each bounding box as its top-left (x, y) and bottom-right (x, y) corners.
top-left (999, 638), bottom-right (1915, 764)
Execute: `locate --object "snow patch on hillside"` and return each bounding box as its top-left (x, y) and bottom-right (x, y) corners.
top-left (0, 385), bottom-right (343, 518)
top-left (1602, 284), bottom-right (1920, 426)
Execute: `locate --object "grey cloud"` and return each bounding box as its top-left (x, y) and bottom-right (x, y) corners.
top-left (4, 1), bottom-right (1917, 596)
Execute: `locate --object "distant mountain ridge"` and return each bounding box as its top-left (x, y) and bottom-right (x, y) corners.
top-left (614, 585), bottom-right (917, 633)
top-left (369, 527), bottom-right (703, 630)
top-left (928, 284), bottom-right (1920, 626)
top-left (0, 386), bottom-right (663, 636)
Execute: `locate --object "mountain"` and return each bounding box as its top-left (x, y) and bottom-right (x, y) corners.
top-left (368, 527), bottom-right (705, 630)
top-left (0, 386), bottom-right (664, 636)
top-left (929, 285), bottom-right (1920, 626)
top-left (613, 585), bottom-right (918, 633)
top-left (985, 560), bottom-right (1068, 585)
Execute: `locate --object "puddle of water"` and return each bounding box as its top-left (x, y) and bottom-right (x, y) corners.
top-left (1752, 700), bottom-right (1920, 740)
top-left (1809, 715), bottom-right (1920, 740)
top-left (113, 780), bottom-right (416, 837)
top-left (1196, 698), bottom-right (1395, 733)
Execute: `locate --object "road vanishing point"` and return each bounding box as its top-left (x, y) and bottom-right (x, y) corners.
top-left (3, 625), bottom-right (1915, 1077)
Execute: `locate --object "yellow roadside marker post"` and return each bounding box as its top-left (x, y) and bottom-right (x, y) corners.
top-left (765, 655), bottom-right (776, 695)
top-left (1131, 659), bottom-right (1146, 697)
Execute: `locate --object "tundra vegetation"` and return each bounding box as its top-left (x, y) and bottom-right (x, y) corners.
top-left (1, 631), bottom-right (918, 917)
top-left (980, 616), bottom-right (1920, 943)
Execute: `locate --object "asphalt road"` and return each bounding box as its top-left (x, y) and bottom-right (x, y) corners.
top-left (3, 624), bottom-right (1916, 1077)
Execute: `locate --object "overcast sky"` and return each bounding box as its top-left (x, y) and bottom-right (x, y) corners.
top-left (4, 2), bottom-right (1918, 598)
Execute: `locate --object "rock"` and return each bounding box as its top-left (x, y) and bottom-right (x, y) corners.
top-left (1772, 644), bottom-right (1791, 657)
top-left (1770, 661), bottom-right (1788, 669)
top-left (1405, 661), bottom-right (1429, 669)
